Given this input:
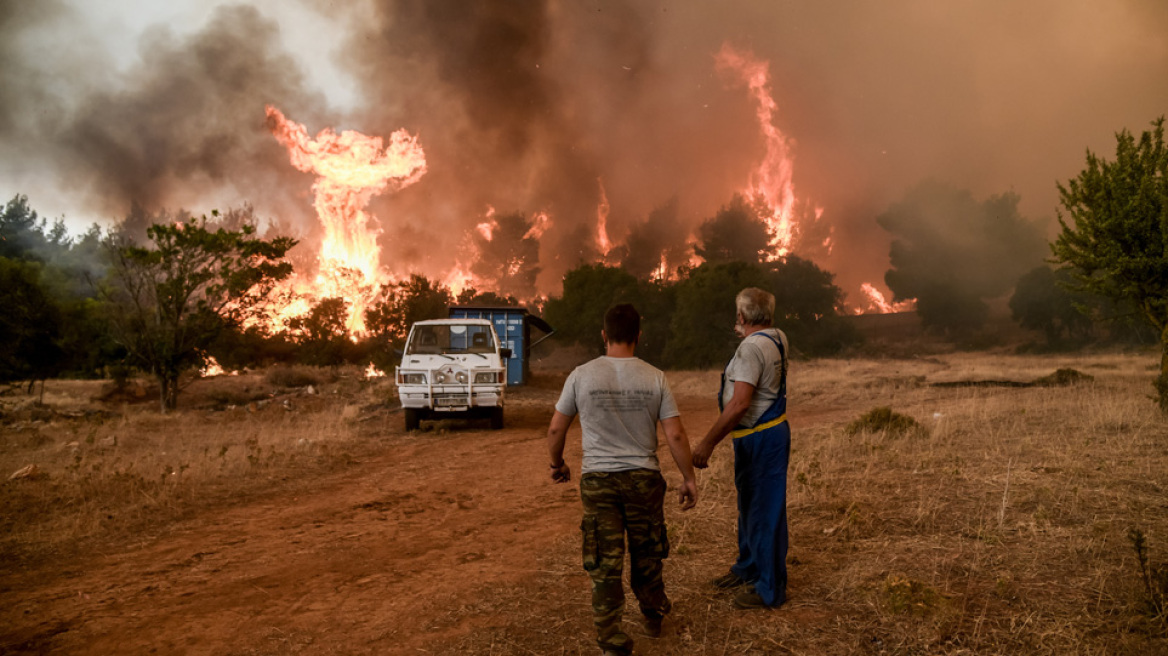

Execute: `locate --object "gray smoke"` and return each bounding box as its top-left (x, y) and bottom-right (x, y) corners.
top-left (2, 3), bottom-right (325, 225)
top-left (3, 0), bottom-right (1168, 301)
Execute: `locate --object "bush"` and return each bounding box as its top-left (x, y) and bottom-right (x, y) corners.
top-left (845, 406), bottom-right (922, 437)
top-left (1128, 528), bottom-right (1168, 623)
top-left (265, 365), bottom-right (328, 389)
top-left (1033, 368), bottom-right (1094, 387)
top-left (882, 574), bottom-right (948, 615)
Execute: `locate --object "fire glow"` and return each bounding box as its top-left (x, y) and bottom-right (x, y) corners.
top-left (716, 44), bottom-right (820, 259)
top-left (200, 355), bottom-right (236, 377)
top-left (858, 283), bottom-right (916, 315)
top-left (254, 45), bottom-right (884, 328)
top-left (265, 106), bottom-right (427, 333)
top-left (596, 178), bottom-right (612, 257)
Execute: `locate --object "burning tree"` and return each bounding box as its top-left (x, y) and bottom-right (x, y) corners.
top-left (694, 194), bottom-right (774, 264)
top-left (1052, 117), bottom-right (1168, 412)
top-left (102, 214), bottom-right (296, 411)
top-left (471, 211), bottom-right (543, 299)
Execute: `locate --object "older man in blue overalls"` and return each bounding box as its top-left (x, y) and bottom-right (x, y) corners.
top-left (692, 287), bottom-right (790, 609)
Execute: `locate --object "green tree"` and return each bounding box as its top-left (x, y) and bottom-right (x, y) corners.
top-left (0, 197), bottom-right (120, 380)
top-left (664, 261), bottom-right (770, 368)
top-left (1010, 266), bottom-right (1094, 346)
top-left (0, 258), bottom-right (63, 386)
top-left (663, 257), bottom-right (856, 368)
top-left (1052, 117), bottom-right (1168, 411)
top-left (542, 264), bottom-right (677, 365)
top-left (289, 297), bottom-right (352, 366)
top-left (770, 254), bottom-right (858, 355)
top-left (0, 195), bottom-right (51, 261)
top-left (102, 213), bottom-right (296, 411)
top-left (543, 264), bottom-right (642, 352)
top-left (456, 287), bottom-right (520, 307)
top-left (363, 275), bottom-right (452, 370)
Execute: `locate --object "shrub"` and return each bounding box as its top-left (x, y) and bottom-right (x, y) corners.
top-left (265, 365), bottom-right (326, 389)
top-left (882, 574), bottom-right (948, 615)
top-left (845, 406), bottom-right (922, 437)
top-left (1128, 528), bottom-right (1168, 623)
top-left (1034, 368), bottom-right (1094, 387)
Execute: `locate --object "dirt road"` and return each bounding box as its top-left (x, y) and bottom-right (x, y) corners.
top-left (2, 375), bottom-right (737, 655)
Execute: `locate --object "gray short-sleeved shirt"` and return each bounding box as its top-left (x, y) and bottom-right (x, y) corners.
top-left (722, 328), bottom-right (789, 428)
top-left (555, 356), bottom-right (680, 474)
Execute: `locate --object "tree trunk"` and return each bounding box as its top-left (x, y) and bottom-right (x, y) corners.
top-left (158, 372), bottom-right (180, 413)
top-left (1157, 327), bottom-right (1168, 415)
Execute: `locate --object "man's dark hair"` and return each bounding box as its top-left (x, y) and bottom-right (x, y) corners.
top-left (604, 303), bottom-right (640, 345)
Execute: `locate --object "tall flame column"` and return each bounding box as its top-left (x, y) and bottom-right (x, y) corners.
top-left (266, 105), bottom-right (427, 333)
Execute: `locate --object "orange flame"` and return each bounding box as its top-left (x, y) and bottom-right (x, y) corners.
top-left (200, 355), bottom-right (235, 377)
top-left (524, 211), bottom-right (551, 240)
top-left (858, 283), bottom-right (916, 314)
top-left (444, 263), bottom-right (475, 297)
top-left (266, 105), bottom-right (427, 333)
top-left (716, 44), bottom-right (818, 259)
top-left (596, 178), bottom-right (612, 256)
top-left (649, 253), bottom-right (669, 282)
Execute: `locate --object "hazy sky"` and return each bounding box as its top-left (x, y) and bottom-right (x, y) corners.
top-left (2, 0), bottom-right (1166, 298)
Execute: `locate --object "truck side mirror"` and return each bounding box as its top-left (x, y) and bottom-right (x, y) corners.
top-left (393, 348), bottom-right (404, 358)
top-left (500, 348), bottom-right (513, 359)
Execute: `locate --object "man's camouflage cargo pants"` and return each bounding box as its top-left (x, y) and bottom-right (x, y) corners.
top-left (579, 468), bottom-right (672, 655)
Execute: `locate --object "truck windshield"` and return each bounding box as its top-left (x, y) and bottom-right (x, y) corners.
top-left (407, 324), bottom-right (496, 355)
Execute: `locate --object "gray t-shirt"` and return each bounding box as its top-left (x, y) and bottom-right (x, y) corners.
top-left (555, 356), bottom-right (680, 474)
top-left (722, 328), bottom-right (788, 428)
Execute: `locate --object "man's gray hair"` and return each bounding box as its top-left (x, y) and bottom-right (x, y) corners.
top-left (736, 287), bottom-right (775, 325)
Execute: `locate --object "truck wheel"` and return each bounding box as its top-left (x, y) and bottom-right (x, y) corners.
top-left (405, 408), bottom-right (420, 431)
top-left (489, 407), bottom-right (504, 430)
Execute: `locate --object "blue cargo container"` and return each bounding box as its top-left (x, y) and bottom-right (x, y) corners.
top-left (448, 306), bottom-right (553, 386)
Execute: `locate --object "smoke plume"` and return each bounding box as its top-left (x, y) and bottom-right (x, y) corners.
top-left (3, 0), bottom-right (1168, 302)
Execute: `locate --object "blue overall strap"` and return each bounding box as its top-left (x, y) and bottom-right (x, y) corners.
top-left (751, 330), bottom-right (787, 399)
top-left (718, 330), bottom-right (788, 422)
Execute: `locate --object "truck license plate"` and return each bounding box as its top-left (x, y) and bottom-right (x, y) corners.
top-left (436, 395), bottom-right (468, 407)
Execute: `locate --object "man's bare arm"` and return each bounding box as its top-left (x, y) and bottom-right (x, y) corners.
top-left (692, 380), bottom-right (756, 469)
top-left (546, 410), bottom-right (574, 482)
top-left (660, 416), bottom-right (697, 509)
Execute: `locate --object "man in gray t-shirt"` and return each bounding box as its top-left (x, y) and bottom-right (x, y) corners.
top-left (555, 356), bottom-right (680, 473)
top-left (546, 304), bottom-right (697, 656)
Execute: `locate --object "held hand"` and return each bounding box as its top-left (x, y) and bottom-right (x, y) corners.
top-left (550, 462), bottom-right (571, 483)
top-left (678, 478), bottom-right (697, 510)
top-left (692, 439), bottom-right (715, 469)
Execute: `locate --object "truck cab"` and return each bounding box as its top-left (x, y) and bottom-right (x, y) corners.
top-left (395, 319), bottom-right (510, 430)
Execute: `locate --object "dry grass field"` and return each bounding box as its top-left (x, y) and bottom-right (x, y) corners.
top-left (1, 350), bottom-right (1166, 654)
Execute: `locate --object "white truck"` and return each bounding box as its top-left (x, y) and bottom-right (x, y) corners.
top-left (395, 318), bottom-right (511, 431)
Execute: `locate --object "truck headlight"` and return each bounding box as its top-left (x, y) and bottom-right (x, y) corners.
top-left (474, 372), bottom-right (496, 384)
top-left (398, 372), bottom-right (426, 385)
top-left (434, 371), bottom-right (447, 384)
top-left (456, 372), bottom-right (468, 383)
